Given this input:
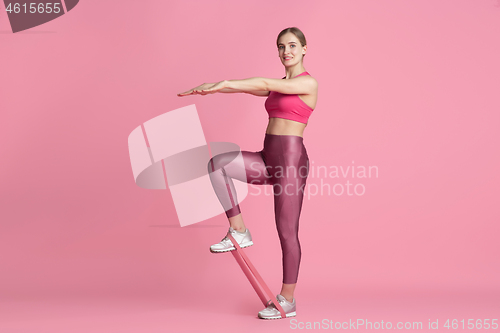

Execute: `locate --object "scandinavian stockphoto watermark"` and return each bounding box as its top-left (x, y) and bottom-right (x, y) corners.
top-left (129, 104), bottom-right (379, 225)
top-left (3, 0), bottom-right (79, 33)
top-left (289, 318), bottom-right (499, 330)
top-left (248, 160), bottom-right (379, 199)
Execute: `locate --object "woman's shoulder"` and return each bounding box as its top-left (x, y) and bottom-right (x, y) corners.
top-left (295, 72), bottom-right (318, 86)
top-left (303, 72), bottom-right (318, 89)
top-left (303, 71), bottom-right (316, 80)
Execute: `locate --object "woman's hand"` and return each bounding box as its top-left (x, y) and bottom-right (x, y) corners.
top-left (177, 80), bottom-right (228, 96)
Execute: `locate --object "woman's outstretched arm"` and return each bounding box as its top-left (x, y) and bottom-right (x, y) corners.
top-left (224, 77), bottom-right (267, 92)
top-left (177, 80), bottom-right (268, 97)
top-left (218, 86), bottom-right (269, 96)
top-left (177, 75), bottom-right (316, 96)
top-left (226, 76), bottom-right (317, 95)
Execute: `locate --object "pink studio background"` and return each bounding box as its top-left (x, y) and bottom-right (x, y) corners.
top-left (1, 0), bottom-right (499, 332)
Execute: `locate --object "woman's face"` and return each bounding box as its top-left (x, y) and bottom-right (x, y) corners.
top-left (278, 32), bottom-right (306, 67)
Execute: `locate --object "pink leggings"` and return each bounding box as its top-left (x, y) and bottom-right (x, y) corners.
top-left (207, 133), bottom-right (309, 284)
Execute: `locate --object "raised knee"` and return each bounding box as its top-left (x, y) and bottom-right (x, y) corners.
top-left (207, 157), bottom-right (215, 173)
top-left (208, 155), bottom-right (224, 173)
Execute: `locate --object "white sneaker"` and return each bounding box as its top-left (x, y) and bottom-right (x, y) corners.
top-left (258, 294), bottom-right (296, 319)
top-left (210, 227), bottom-right (253, 253)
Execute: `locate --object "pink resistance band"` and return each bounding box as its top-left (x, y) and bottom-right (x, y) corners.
top-left (226, 233), bottom-right (286, 319)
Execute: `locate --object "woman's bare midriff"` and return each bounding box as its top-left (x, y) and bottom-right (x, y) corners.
top-left (265, 117), bottom-right (307, 138)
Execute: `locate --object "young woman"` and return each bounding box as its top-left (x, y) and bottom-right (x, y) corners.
top-left (177, 27), bottom-right (318, 319)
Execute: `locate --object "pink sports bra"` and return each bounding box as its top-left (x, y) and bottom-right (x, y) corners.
top-left (264, 71), bottom-right (314, 124)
